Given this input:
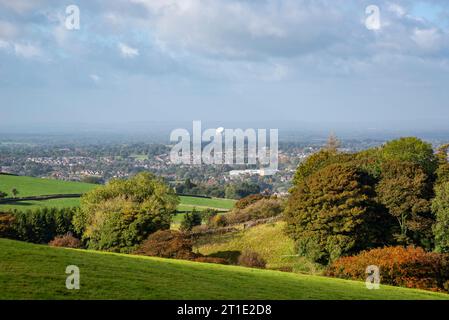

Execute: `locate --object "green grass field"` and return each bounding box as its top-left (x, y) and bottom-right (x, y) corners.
top-left (178, 196), bottom-right (235, 211)
top-left (0, 175), bottom-right (235, 214)
top-left (0, 174), bottom-right (96, 197)
top-left (1, 238), bottom-right (447, 300)
top-left (195, 221), bottom-right (323, 274)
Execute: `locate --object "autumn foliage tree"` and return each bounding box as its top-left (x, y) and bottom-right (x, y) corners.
top-left (285, 163), bottom-right (389, 264)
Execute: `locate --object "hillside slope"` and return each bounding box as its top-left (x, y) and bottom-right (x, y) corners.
top-left (0, 239), bottom-right (447, 300)
top-left (195, 221), bottom-right (323, 274)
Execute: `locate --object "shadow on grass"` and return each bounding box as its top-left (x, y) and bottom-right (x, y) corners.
top-left (207, 250), bottom-right (241, 265)
top-left (1, 201), bottom-right (34, 207)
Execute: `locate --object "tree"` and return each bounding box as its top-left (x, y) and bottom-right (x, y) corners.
top-left (435, 144), bottom-right (449, 186)
top-left (432, 181), bottom-right (449, 253)
top-left (292, 149), bottom-right (354, 186)
top-left (325, 133), bottom-right (340, 152)
top-left (0, 191), bottom-right (7, 199)
top-left (180, 209), bottom-right (202, 231)
top-left (73, 172), bottom-right (179, 252)
top-left (381, 137), bottom-right (437, 177)
top-left (285, 163), bottom-right (388, 264)
top-left (225, 182), bottom-right (260, 199)
top-left (376, 161), bottom-right (433, 246)
top-left (11, 188), bottom-right (19, 198)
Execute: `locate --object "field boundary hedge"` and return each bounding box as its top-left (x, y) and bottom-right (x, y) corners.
top-left (0, 194), bottom-right (83, 204)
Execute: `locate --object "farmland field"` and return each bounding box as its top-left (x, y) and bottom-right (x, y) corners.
top-left (1, 238), bottom-right (447, 300)
top-left (0, 174), bottom-right (96, 197)
top-left (178, 196), bottom-right (235, 211)
top-left (0, 175), bottom-right (235, 214)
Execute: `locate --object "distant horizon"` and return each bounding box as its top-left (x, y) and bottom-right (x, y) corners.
top-left (3, 119), bottom-right (449, 143)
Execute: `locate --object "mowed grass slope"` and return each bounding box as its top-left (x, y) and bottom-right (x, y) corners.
top-left (1, 239), bottom-right (447, 300)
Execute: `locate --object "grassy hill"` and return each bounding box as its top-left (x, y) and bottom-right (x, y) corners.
top-left (0, 238), bottom-right (447, 300)
top-left (0, 175), bottom-right (235, 214)
top-left (195, 221), bottom-right (323, 274)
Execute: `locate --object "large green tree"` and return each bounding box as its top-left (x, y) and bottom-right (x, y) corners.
top-left (435, 144), bottom-right (449, 186)
top-left (74, 172), bottom-right (179, 252)
top-left (285, 163), bottom-right (389, 264)
top-left (376, 161), bottom-right (433, 247)
top-left (432, 181), bottom-right (449, 253)
top-left (381, 137), bottom-right (437, 177)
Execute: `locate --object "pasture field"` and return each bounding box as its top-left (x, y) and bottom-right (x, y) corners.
top-left (178, 196), bottom-right (235, 211)
top-left (1, 238), bottom-right (447, 300)
top-left (0, 174), bottom-right (96, 197)
top-left (0, 175), bottom-right (235, 215)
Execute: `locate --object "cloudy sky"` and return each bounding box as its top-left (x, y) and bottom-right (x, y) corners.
top-left (1, 0), bottom-right (449, 130)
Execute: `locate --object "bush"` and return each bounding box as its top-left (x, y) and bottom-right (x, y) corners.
top-left (227, 198), bottom-right (284, 225)
top-left (207, 214), bottom-right (228, 228)
top-left (135, 230), bottom-right (196, 260)
top-left (0, 213), bottom-right (16, 238)
top-left (234, 194), bottom-right (267, 209)
top-left (238, 250), bottom-right (266, 269)
top-left (180, 209), bottom-right (202, 232)
top-left (6, 208), bottom-right (78, 244)
top-left (49, 233), bottom-right (82, 248)
top-left (200, 209), bottom-right (218, 221)
top-left (74, 172), bottom-right (179, 252)
top-left (326, 246), bottom-right (449, 293)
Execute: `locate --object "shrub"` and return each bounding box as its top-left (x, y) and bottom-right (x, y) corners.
top-left (200, 209), bottom-right (218, 222)
top-left (238, 250), bottom-right (266, 269)
top-left (326, 246), bottom-right (449, 293)
top-left (234, 194), bottom-right (267, 210)
top-left (191, 256), bottom-right (228, 265)
top-left (74, 172), bottom-right (179, 252)
top-left (227, 198), bottom-right (284, 225)
top-left (180, 209), bottom-right (202, 232)
top-left (135, 230), bottom-right (196, 260)
top-left (49, 233), bottom-right (82, 248)
top-left (207, 214), bottom-right (228, 228)
top-left (0, 213), bottom-right (16, 238)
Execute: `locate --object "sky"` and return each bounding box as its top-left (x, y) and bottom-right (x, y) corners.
top-left (1, 0), bottom-right (449, 132)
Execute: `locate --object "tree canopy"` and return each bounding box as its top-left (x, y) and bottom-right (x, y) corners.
top-left (74, 172), bottom-right (179, 252)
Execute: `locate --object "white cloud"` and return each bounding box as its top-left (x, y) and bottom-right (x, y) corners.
top-left (0, 0), bottom-right (44, 14)
top-left (14, 43), bottom-right (41, 58)
top-left (89, 74), bottom-right (101, 82)
top-left (387, 3), bottom-right (406, 17)
top-left (0, 39), bottom-right (10, 49)
top-left (412, 28), bottom-right (442, 52)
top-left (118, 42), bottom-right (139, 58)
